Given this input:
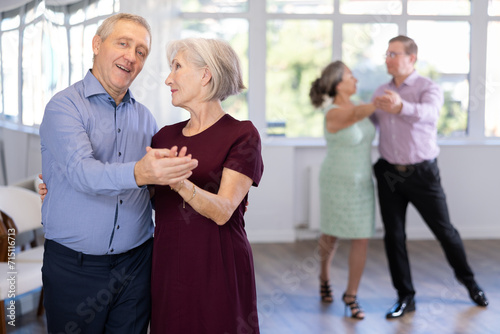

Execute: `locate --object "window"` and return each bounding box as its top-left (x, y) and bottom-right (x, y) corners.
top-left (180, 18), bottom-right (249, 122)
top-left (22, 20), bottom-right (45, 126)
top-left (1, 0), bottom-right (499, 141)
top-left (486, 3), bottom-right (500, 137)
top-left (268, 0), bottom-right (333, 14)
top-left (266, 19), bottom-right (332, 137)
top-left (342, 23), bottom-right (398, 104)
top-left (407, 20), bottom-right (470, 137)
top-left (1, 10), bottom-right (20, 122)
top-left (340, 0), bottom-right (401, 15)
top-left (174, 0), bottom-right (497, 139)
top-left (0, 0), bottom-right (119, 127)
top-left (407, 0), bottom-right (470, 15)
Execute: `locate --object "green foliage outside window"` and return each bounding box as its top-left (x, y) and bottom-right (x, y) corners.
top-left (421, 67), bottom-right (469, 137)
top-left (266, 20), bottom-right (332, 137)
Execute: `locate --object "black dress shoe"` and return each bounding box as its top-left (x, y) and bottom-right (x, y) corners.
top-left (458, 278), bottom-right (489, 307)
top-left (386, 295), bottom-right (416, 319)
top-left (467, 285), bottom-right (489, 307)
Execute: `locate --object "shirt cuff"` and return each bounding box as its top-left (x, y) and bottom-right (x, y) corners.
top-left (119, 161), bottom-right (143, 189)
top-left (399, 100), bottom-right (411, 116)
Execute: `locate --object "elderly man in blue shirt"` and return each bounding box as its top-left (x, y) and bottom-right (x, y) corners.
top-left (39, 13), bottom-right (197, 334)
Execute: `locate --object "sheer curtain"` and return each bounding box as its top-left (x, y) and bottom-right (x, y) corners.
top-left (0, 0), bottom-right (31, 13)
top-left (0, 0), bottom-right (184, 128)
top-left (120, 0), bottom-right (184, 128)
top-left (0, 0), bottom-right (82, 12)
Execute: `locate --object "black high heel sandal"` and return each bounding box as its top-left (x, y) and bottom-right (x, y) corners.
top-left (342, 293), bottom-right (365, 319)
top-left (320, 280), bottom-right (333, 303)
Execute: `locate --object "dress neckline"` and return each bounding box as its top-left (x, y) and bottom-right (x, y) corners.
top-left (182, 113), bottom-right (228, 138)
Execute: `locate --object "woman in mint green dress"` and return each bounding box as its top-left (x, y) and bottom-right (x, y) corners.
top-left (309, 61), bottom-right (376, 320)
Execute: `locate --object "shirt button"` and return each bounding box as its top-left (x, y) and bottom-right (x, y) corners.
top-left (116, 225), bottom-right (120, 230)
top-left (117, 128), bottom-right (121, 133)
top-left (118, 152), bottom-right (122, 157)
top-left (110, 248), bottom-right (114, 253)
top-left (120, 200), bottom-right (123, 204)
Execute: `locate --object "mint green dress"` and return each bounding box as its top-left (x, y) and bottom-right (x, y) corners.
top-left (319, 104), bottom-right (376, 238)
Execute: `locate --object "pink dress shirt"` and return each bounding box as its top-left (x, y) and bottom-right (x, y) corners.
top-left (371, 70), bottom-right (444, 165)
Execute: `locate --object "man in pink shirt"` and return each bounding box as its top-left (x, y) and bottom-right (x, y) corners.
top-left (371, 35), bottom-right (488, 319)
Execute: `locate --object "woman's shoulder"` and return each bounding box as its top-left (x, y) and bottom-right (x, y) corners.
top-left (217, 115), bottom-right (261, 149)
top-left (222, 114), bottom-right (258, 133)
top-left (159, 120), bottom-right (188, 131)
top-left (153, 120), bottom-right (188, 140)
top-left (322, 103), bottom-right (340, 114)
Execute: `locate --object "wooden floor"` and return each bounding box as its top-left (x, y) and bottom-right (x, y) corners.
top-left (6, 239), bottom-right (500, 334)
top-left (252, 239), bottom-right (499, 334)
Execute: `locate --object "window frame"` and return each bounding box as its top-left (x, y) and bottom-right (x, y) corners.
top-left (1, 0), bottom-right (499, 143)
top-left (179, 0), bottom-right (497, 142)
top-left (0, 0), bottom-right (119, 130)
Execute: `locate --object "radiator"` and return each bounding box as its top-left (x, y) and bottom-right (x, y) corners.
top-left (307, 164), bottom-right (321, 230)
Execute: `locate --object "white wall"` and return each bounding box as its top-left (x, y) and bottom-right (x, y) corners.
top-left (244, 145), bottom-right (296, 242)
top-left (1, 128), bottom-right (499, 242)
top-left (283, 140), bottom-right (500, 242)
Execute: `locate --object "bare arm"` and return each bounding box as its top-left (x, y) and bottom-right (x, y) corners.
top-left (172, 168), bottom-right (253, 226)
top-left (325, 103), bottom-right (376, 133)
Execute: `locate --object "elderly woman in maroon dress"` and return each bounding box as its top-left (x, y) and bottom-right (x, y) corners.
top-left (150, 37), bottom-right (263, 334)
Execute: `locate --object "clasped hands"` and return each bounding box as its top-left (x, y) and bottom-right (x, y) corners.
top-left (134, 146), bottom-right (198, 187)
top-left (373, 90), bottom-right (403, 114)
top-left (37, 146), bottom-right (197, 202)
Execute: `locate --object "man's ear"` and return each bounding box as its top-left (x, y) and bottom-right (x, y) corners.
top-left (201, 67), bottom-right (212, 86)
top-left (410, 53), bottom-right (417, 65)
top-left (92, 35), bottom-right (102, 56)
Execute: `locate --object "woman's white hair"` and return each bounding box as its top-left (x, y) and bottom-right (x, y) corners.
top-left (166, 38), bottom-right (245, 101)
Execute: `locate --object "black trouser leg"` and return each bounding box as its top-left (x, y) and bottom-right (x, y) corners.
top-left (374, 158), bottom-right (476, 299)
top-left (403, 160), bottom-right (475, 286)
top-left (374, 159), bottom-right (415, 298)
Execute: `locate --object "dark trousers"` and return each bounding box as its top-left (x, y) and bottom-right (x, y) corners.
top-left (373, 158), bottom-right (475, 298)
top-left (42, 238), bottom-right (153, 334)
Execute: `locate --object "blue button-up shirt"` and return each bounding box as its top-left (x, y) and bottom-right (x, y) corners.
top-left (40, 70), bottom-right (158, 255)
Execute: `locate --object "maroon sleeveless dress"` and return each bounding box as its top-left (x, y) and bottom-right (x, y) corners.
top-left (150, 114), bottom-right (263, 334)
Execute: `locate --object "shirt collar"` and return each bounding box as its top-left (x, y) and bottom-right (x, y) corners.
top-left (83, 69), bottom-right (135, 104)
top-left (390, 70), bottom-right (418, 89)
